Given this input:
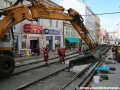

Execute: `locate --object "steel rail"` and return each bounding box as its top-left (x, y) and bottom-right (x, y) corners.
top-left (15, 52), bottom-right (77, 68)
top-left (14, 46), bottom-right (110, 90)
top-left (58, 64), bottom-right (93, 90)
top-left (9, 54), bottom-right (79, 77)
top-left (15, 44), bottom-right (105, 67)
top-left (15, 66), bottom-right (69, 90)
top-left (77, 46), bottom-right (111, 89)
top-left (58, 46), bottom-right (111, 90)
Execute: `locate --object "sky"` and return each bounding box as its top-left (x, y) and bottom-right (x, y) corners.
top-left (52, 0), bottom-right (120, 32)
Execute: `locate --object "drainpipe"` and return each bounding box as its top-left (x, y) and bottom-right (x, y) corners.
top-left (63, 21), bottom-right (65, 47)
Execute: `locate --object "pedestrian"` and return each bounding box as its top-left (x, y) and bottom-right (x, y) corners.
top-left (57, 48), bottom-right (66, 64)
top-left (42, 46), bottom-right (49, 66)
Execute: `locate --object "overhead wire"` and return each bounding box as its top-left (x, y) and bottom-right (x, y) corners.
top-left (82, 11), bottom-right (120, 16)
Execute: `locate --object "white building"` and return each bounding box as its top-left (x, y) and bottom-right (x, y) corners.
top-left (108, 32), bottom-right (118, 41)
top-left (59, 0), bottom-right (96, 40)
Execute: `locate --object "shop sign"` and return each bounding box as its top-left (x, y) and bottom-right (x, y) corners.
top-left (43, 29), bottom-right (60, 34)
top-left (24, 24), bottom-right (42, 34)
top-left (55, 36), bottom-right (61, 40)
top-left (49, 30), bottom-right (60, 34)
top-left (46, 36), bottom-right (52, 40)
top-left (54, 30), bottom-right (60, 34)
top-left (28, 34), bottom-right (41, 38)
top-left (43, 29), bottom-right (49, 34)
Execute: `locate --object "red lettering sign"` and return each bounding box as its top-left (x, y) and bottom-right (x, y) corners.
top-left (24, 24), bottom-right (42, 34)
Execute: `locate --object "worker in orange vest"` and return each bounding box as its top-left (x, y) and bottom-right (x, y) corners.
top-left (57, 48), bottom-right (66, 64)
top-left (42, 46), bottom-right (49, 66)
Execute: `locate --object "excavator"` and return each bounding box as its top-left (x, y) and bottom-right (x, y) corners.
top-left (0, 0), bottom-right (102, 78)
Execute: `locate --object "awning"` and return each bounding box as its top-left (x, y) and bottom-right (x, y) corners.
top-left (66, 37), bottom-right (80, 43)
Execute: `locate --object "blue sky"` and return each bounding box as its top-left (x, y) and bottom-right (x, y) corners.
top-left (52, 0), bottom-right (120, 32)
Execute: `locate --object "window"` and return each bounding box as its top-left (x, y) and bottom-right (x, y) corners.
top-left (1, 31), bottom-right (11, 42)
top-left (49, 19), bottom-right (52, 27)
top-left (71, 29), bottom-right (72, 35)
top-left (74, 31), bottom-right (75, 35)
top-left (4, 0), bottom-right (12, 7)
top-left (66, 28), bottom-right (68, 35)
top-left (22, 41), bottom-right (26, 49)
top-left (67, 28), bottom-right (70, 35)
top-left (56, 20), bottom-right (58, 27)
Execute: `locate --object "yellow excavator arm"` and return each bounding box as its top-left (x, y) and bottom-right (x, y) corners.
top-left (0, 1), bottom-right (101, 78)
top-left (0, 2), bottom-right (96, 51)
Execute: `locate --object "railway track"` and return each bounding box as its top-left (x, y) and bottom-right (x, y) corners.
top-left (15, 52), bottom-right (77, 67)
top-left (60, 47), bottom-right (110, 90)
top-left (16, 64), bottom-right (94, 90)
top-left (6, 53), bottom-right (79, 78)
top-left (15, 44), bottom-right (107, 68)
top-left (0, 45), bottom-right (111, 90)
top-left (15, 45), bottom-right (111, 90)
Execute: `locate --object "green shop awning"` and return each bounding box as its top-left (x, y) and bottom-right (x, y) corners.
top-left (65, 37), bottom-right (80, 43)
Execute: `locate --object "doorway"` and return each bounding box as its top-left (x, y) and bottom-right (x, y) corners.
top-left (30, 40), bottom-right (39, 54)
top-left (49, 40), bottom-right (53, 50)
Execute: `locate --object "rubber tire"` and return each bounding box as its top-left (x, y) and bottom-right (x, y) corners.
top-left (0, 55), bottom-right (15, 78)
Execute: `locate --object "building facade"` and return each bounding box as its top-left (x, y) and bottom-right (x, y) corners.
top-left (0, 0), bottom-right (63, 56)
top-left (0, 0), bottom-right (101, 56)
top-left (63, 21), bottom-right (80, 49)
top-left (95, 15), bottom-right (101, 43)
top-left (83, 3), bottom-right (96, 41)
top-left (117, 22), bottom-right (120, 40)
top-left (107, 32), bottom-right (118, 41)
top-left (59, 0), bottom-right (97, 43)
top-left (100, 28), bottom-right (107, 44)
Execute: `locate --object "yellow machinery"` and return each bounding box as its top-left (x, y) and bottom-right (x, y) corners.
top-left (0, 0), bottom-right (101, 78)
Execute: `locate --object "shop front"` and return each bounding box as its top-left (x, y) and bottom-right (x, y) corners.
top-left (22, 24), bottom-right (43, 56)
top-left (46, 36), bottom-right (53, 50)
top-left (55, 36), bottom-right (61, 48)
top-left (44, 29), bottom-right (61, 50)
top-left (65, 37), bottom-right (80, 49)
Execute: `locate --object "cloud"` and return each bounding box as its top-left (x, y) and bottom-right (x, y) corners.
top-left (100, 16), bottom-right (120, 32)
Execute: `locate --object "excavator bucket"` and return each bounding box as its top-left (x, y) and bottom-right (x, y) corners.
top-left (69, 50), bottom-right (102, 69)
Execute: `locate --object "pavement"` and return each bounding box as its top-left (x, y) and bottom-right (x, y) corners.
top-left (91, 48), bottom-right (120, 89)
top-left (14, 48), bottom-right (78, 62)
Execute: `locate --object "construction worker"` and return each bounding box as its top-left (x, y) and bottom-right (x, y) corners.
top-left (57, 48), bottom-right (66, 64)
top-left (112, 46), bottom-right (115, 59)
top-left (42, 46), bottom-right (49, 66)
top-left (77, 45), bottom-right (82, 55)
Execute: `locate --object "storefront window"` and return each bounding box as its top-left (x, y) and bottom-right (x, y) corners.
top-left (71, 29), bottom-right (72, 35)
top-left (22, 41), bottom-right (26, 49)
top-left (14, 36), bottom-right (18, 51)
